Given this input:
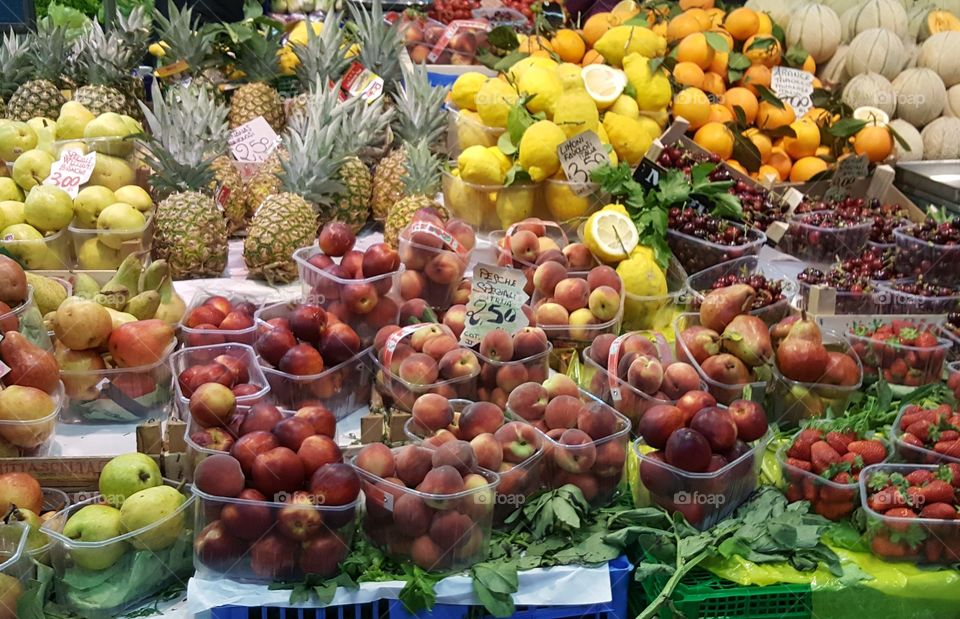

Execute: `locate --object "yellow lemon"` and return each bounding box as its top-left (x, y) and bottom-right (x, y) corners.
top-left (507, 56), bottom-right (559, 83)
top-left (487, 146), bottom-right (512, 176)
top-left (603, 112), bottom-right (655, 165)
top-left (594, 26), bottom-right (667, 67)
top-left (458, 145), bottom-right (505, 185)
top-left (556, 63), bottom-right (585, 91)
top-left (609, 95), bottom-right (640, 119)
top-left (496, 187), bottom-right (537, 229)
top-left (584, 208), bottom-right (639, 263)
top-left (518, 120), bottom-right (566, 182)
top-left (623, 53), bottom-right (672, 111)
top-left (581, 64), bottom-right (627, 108)
top-left (451, 73), bottom-right (489, 111)
top-left (476, 79), bottom-right (519, 128)
top-left (544, 179), bottom-right (595, 222)
top-left (456, 110), bottom-right (499, 149)
top-left (518, 66), bottom-right (563, 116)
top-left (552, 90), bottom-right (600, 138)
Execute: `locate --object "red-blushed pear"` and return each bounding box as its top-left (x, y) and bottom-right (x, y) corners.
top-left (107, 319), bottom-right (174, 368)
top-left (823, 351), bottom-right (860, 386)
top-left (721, 314), bottom-right (772, 367)
top-left (677, 326), bottom-right (722, 365)
top-left (770, 315), bottom-right (800, 350)
top-left (0, 332), bottom-right (59, 393)
top-left (0, 472), bottom-right (41, 514)
top-left (775, 313), bottom-right (828, 383)
top-left (699, 284), bottom-right (756, 332)
top-left (701, 354), bottom-right (751, 385)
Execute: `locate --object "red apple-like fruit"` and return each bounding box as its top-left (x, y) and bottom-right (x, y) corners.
top-left (665, 428), bottom-right (712, 472)
top-left (310, 462), bottom-right (361, 506)
top-left (637, 404), bottom-right (685, 449)
top-left (319, 222), bottom-right (355, 257)
top-left (189, 383), bottom-right (237, 428)
top-left (252, 446), bottom-right (305, 499)
top-left (294, 405), bottom-right (336, 437)
top-left (195, 520), bottom-right (246, 570)
top-left (690, 406), bottom-right (738, 451)
top-left (727, 399), bottom-right (768, 442)
top-left (250, 534), bottom-right (299, 579)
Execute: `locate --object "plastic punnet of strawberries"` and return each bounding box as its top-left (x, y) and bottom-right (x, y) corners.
top-left (864, 464), bottom-right (960, 563)
top-left (847, 320), bottom-right (947, 387)
top-left (782, 428), bottom-right (887, 520)
top-left (894, 403), bottom-right (960, 464)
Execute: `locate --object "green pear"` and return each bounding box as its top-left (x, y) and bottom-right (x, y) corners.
top-left (24, 185), bottom-right (74, 233)
top-left (26, 118), bottom-right (57, 156)
top-left (11, 149), bottom-right (55, 191)
top-left (0, 201), bottom-right (25, 227)
top-left (56, 102), bottom-right (96, 140)
top-left (0, 122), bottom-right (38, 161)
top-left (56, 142), bottom-right (89, 157)
top-left (98, 453), bottom-right (162, 508)
top-left (61, 504), bottom-right (127, 571)
top-left (119, 485), bottom-right (186, 551)
top-left (0, 178), bottom-right (23, 202)
top-left (88, 154), bottom-right (136, 191)
top-left (0, 223), bottom-right (49, 269)
top-left (96, 202), bottom-right (145, 249)
top-left (119, 115), bottom-right (143, 135)
top-left (84, 113), bottom-right (133, 157)
top-left (5, 507), bottom-right (50, 551)
top-left (73, 186), bottom-right (116, 229)
top-left (76, 238), bottom-right (122, 270)
top-left (113, 185), bottom-right (152, 212)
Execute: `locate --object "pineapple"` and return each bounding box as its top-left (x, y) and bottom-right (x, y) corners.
top-left (244, 93), bottom-right (351, 284)
top-left (286, 12), bottom-right (351, 123)
top-left (244, 150), bottom-right (285, 218)
top-left (0, 33), bottom-right (31, 119)
top-left (228, 26), bottom-right (286, 133)
top-left (384, 139), bottom-right (448, 247)
top-left (71, 10), bottom-right (149, 118)
top-left (371, 62), bottom-right (450, 221)
top-left (210, 155), bottom-right (246, 235)
top-left (6, 24), bottom-right (68, 121)
top-left (151, 4), bottom-right (223, 102)
top-left (139, 82), bottom-right (229, 279)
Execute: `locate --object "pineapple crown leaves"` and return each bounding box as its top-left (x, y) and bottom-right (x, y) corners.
top-left (400, 139), bottom-right (442, 196)
top-left (114, 6), bottom-right (152, 71)
top-left (279, 119), bottom-right (349, 209)
top-left (215, 5), bottom-right (286, 84)
top-left (349, 0), bottom-right (403, 94)
top-left (0, 33), bottom-right (31, 100)
top-left (138, 81), bottom-right (229, 195)
top-left (292, 13), bottom-right (352, 92)
top-left (392, 62), bottom-right (450, 145)
top-left (71, 19), bottom-right (139, 87)
top-left (287, 81), bottom-right (352, 137)
top-left (26, 22), bottom-right (70, 84)
top-left (334, 95), bottom-right (396, 156)
top-left (151, 4), bottom-right (219, 74)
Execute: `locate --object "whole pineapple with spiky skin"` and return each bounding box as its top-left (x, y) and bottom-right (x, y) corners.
top-left (210, 155), bottom-right (246, 234)
top-left (385, 139), bottom-right (448, 247)
top-left (6, 24), bottom-right (68, 121)
top-left (228, 27), bottom-right (286, 133)
top-left (372, 63), bottom-right (449, 222)
top-left (71, 10), bottom-right (149, 118)
top-left (244, 150), bottom-right (285, 218)
top-left (0, 33), bottom-right (30, 119)
top-left (139, 83), bottom-right (229, 279)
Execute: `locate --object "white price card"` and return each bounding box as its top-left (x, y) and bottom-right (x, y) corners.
top-left (771, 67), bottom-right (814, 117)
top-left (341, 62), bottom-right (385, 105)
top-left (460, 263), bottom-right (529, 348)
top-left (228, 117), bottom-right (281, 163)
top-left (43, 149), bottom-right (96, 198)
top-left (826, 154), bottom-right (869, 200)
top-left (558, 130), bottom-right (608, 194)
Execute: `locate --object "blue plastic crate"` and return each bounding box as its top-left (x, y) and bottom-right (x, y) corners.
top-left (427, 72), bottom-right (458, 88)
top-left (211, 556), bottom-right (632, 619)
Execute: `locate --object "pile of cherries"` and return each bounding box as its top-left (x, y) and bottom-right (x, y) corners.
top-left (904, 219), bottom-right (960, 245)
top-left (668, 208), bottom-right (749, 246)
top-left (798, 247), bottom-right (896, 292)
top-left (709, 273), bottom-right (785, 310)
top-left (886, 279), bottom-right (958, 298)
top-left (795, 197), bottom-right (907, 244)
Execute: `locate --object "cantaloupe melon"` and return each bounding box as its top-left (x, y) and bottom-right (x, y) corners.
top-left (902, 42), bottom-right (920, 70)
top-left (946, 84), bottom-right (960, 115)
top-left (845, 0), bottom-right (909, 39)
top-left (846, 29), bottom-right (907, 80)
top-left (934, 0), bottom-right (960, 17)
top-left (888, 118), bottom-right (924, 161)
top-left (819, 45), bottom-right (850, 85)
top-left (786, 4), bottom-right (842, 64)
top-left (892, 68), bottom-right (947, 126)
top-left (908, 3), bottom-right (937, 40)
top-left (919, 9), bottom-right (960, 40)
top-left (920, 116), bottom-right (960, 158)
top-left (744, 0), bottom-right (792, 30)
top-left (840, 7), bottom-right (858, 42)
top-left (918, 32), bottom-right (960, 87)
top-left (821, 0), bottom-right (863, 18)
top-left (843, 72), bottom-right (898, 116)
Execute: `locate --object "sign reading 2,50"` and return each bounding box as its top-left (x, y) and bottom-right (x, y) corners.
top-left (465, 300), bottom-right (517, 327)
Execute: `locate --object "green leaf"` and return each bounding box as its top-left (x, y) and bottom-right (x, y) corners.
top-left (489, 26), bottom-right (520, 50)
top-left (784, 46), bottom-right (809, 68)
top-left (507, 97), bottom-right (537, 144)
top-left (747, 36), bottom-right (777, 52)
top-left (625, 14), bottom-right (649, 26)
top-left (498, 131), bottom-right (517, 155)
top-left (728, 52), bottom-right (752, 71)
top-left (731, 130), bottom-right (762, 173)
top-left (289, 584), bottom-right (311, 605)
top-left (399, 566), bottom-right (441, 613)
top-left (755, 85), bottom-right (785, 109)
top-left (623, 82), bottom-right (638, 99)
top-left (704, 31), bottom-right (730, 53)
top-left (504, 164), bottom-right (531, 186)
top-left (887, 123), bottom-right (911, 151)
top-left (828, 118), bottom-right (868, 139)
top-left (772, 24), bottom-right (786, 47)
top-left (493, 51), bottom-right (531, 74)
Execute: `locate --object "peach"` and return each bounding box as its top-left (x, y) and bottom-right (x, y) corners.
top-left (383, 342), bottom-right (415, 375)
top-left (298, 434), bottom-right (343, 476)
top-left (508, 230), bottom-right (539, 264)
top-left (451, 279), bottom-right (471, 305)
top-left (425, 428), bottom-right (459, 447)
top-left (495, 421), bottom-right (541, 463)
top-left (394, 493), bottom-right (433, 537)
top-left (479, 329), bottom-right (513, 362)
top-left (300, 534), bottom-right (349, 578)
top-left (589, 333), bottom-right (617, 366)
top-left (535, 248), bottom-right (567, 267)
top-left (512, 326), bottom-right (548, 358)
top-left (535, 302), bottom-right (569, 326)
top-left (294, 405), bottom-right (336, 438)
top-left (278, 343), bottom-right (325, 376)
top-left (458, 401), bottom-right (504, 440)
top-left (544, 395), bottom-right (584, 430)
top-left (594, 441), bottom-right (627, 477)
top-left (438, 348), bottom-right (480, 380)
top-left (543, 374), bottom-right (580, 399)
top-left (562, 243), bottom-right (594, 269)
top-left (442, 304), bottom-right (467, 339)
top-left (190, 427), bottom-right (235, 452)
top-left (506, 382), bottom-right (548, 420)
top-left (409, 324), bottom-right (446, 352)
top-left (367, 296), bottom-right (399, 329)
top-left (374, 325), bottom-right (402, 351)
top-left (554, 429), bottom-right (597, 473)
top-left (568, 308), bottom-right (598, 340)
top-left (194, 453), bottom-right (245, 497)
top-left (399, 269), bottom-right (427, 300)
top-left (310, 462), bottom-right (361, 506)
top-left (412, 393), bottom-right (454, 431)
top-left (470, 433), bottom-right (503, 470)
top-left (588, 286), bottom-right (620, 321)
top-left (418, 465), bottom-right (465, 499)
top-left (532, 261), bottom-right (567, 297)
top-left (410, 535), bottom-right (445, 570)
top-left (425, 251), bottom-right (464, 285)
top-left (515, 220), bottom-right (546, 236)
top-left (445, 218), bottom-right (476, 251)
top-left (661, 362), bottom-right (701, 399)
top-left (577, 404), bottom-right (618, 440)
top-left (395, 444), bottom-right (433, 487)
top-left (627, 355), bottom-right (664, 395)
top-left (276, 491), bottom-right (324, 541)
top-left (495, 364), bottom-right (528, 393)
top-left (586, 265), bottom-right (622, 293)
top-left (620, 333), bottom-right (658, 358)
top-left (553, 471), bottom-right (598, 502)
top-left (538, 236), bottom-right (560, 254)
top-left (422, 334), bottom-right (459, 362)
top-left (428, 510), bottom-right (473, 551)
top-left (554, 278), bottom-right (590, 312)
top-left (195, 520), bottom-right (246, 570)
top-left (431, 440), bottom-right (477, 475)
top-left (355, 443), bottom-right (396, 477)
top-left (398, 353), bottom-right (440, 385)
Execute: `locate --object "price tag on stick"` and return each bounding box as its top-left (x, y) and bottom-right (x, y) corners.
top-left (770, 67), bottom-right (814, 117)
top-left (558, 130), bottom-right (608, 195)
top-left (460, 263), bottom-right (529, 347)
top-left (826, 154), bottom-right (869, 201)
top-left (44, 149), bottom-right (96, 198)
top-left (228, 116), bottom-right (281, 163)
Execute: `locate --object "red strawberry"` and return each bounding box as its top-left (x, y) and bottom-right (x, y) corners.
top-left (871, 533), bottom-right (911, 558)
top-left (919, 502), bottom-right (957, 520)
top-left (906, 470), bottom-right (935, 486)
top-left (802, 478), bottom-right (817, 502)
top-left (787, 429), bottom-right (823, 460)
top-left (946, 463), bottom-right (960, 488)
top-left (907, 485), bottom-right (926, 507)
top-left (869, 488), bottom-right (898, 512)
top-left (839, 451), bottom-right (863, 470)
top-left (900, 432), bottom-right (924, 449)
top-left (915, 331), bottom-right (938, 348)
top-left (825, 431), bottom-right (855, 454)
top-left (906, 420), bottom-right (935, 443)
top-left (810, 441), bottom-right (841, 474)
top-left (847, 440), bottom-right (887, 465)
top-left (786, 457), bottom-right (812, 472)
top-left (924, 539), bottom-right (943, 563)
top-left (900, 408), bottom-right (938, 431)
top-left (921, 480), bottom-right (955, 504)
top-left (785, 483), bottom-right (803, 503)
top-left (814, 500), bottom-right (854, 520)
top-left (934, 440), bottom-right (960, 459)
top-left (821, 473), bottom-right (855, 502)
top-left (938, 430), bottom-right (960, 442)
top-left (885, 507), bottom-right (917, 531)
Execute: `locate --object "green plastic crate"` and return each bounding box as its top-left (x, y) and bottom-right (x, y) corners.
top-left (638, 557), bottom-right (813, 619)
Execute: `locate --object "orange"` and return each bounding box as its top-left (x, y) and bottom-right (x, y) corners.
top-left (812, 77), bottom-right (823, 88)
top-left (768, 148), bottom-right (792, 180)
top-left (804, 107), bottom-right (831, 125)
top-left (722, 86), bottom-right (758, 124)
top-left (519, 35), bottom-right (553, 54)
top-left (744, 128), bottom-right (772, 162)
top-left (673, 87), bottom-right (712, 129)
top-left (674, 61), bottom-right (705, 88)
top-left (705, 8), bottom-right (726, 27)
top-left (667, 14), bottom-right (702, 41)
top-left (726, 159), bottom-right (747, 174)
top-left (756, 11), bottom-right (773, 34)
top-left (802, 55), bottom-right (816, 74)
top-left (815, 145), bottom-right (832, 158)
top-left (743, 35), bottom-right (781, 67)
top-left (581, 49), bottom-right (604, 65)
top-left (790, 156), bottom-right (828, 182)
top-left (679, 0), bottom-right (714, 9)
top-left (708, 51), bottom-right (728, 74)
top-left (757, 101), bottom-right (796, 130)
top-left (757, 163), bottom-right (781, 182)
top-left (724, 7), bottom-right (760, 41)
top-left (694, 121), bottom-right (735, 159)
top-left (783, 118), bottom-right (820, 159)
top-left (551, 29), bottom-right (586, 63)
top-left (685, 9), bottom-right (713, 30)
top-left (676, 32), bottom-right (716, 70)
top-left (652, 22), bottom-right (668, 37)
top-left (853, 126), bottom-right (893, 163)
top-left (701, 72), bottom-right (726, 96)
top-left (739, 64), bottom-right (771, 95)
top-left (583, 13), bottom-right (622, 47)
top-left (708, 103), bottom-right (734, 123)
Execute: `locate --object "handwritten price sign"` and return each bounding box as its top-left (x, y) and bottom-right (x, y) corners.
top-left (460, 263), bottom-right (529, 347)
top-left (43, 150), bottom-right (96, 198)
top-left (228, 117), bottom-right (280, 163)
top-left (826, 154), bottom-right (869, 200)
top-left (558, 131), bottom-right (608, 195)
top-left (771, 67), bottom-right (814, 117)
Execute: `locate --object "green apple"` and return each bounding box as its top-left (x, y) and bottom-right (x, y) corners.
top-left (0, 178), bottom-right (22, 202)
top-left (88, 154), bottom-right (136, 191)
top-left (84, 113), bottom-right (133, 157)
top-left (0, 122), bottom-right (38, 162)
top-left (98, 453), bottom-right (162, 508)
top-left (96, 202), bottom-right (145, 249)
top-left (113, 185), bottom-right (152, 212)
top-left (56, 102), bottom-right (96, 140)
top-left (61, 504), bottom-right (127, 571)
top-left (11, 149), bottom-right (55, 191)
top-left (73, 186), bottom-right (116, 229)
top-left (0, 202), bottom-right (25, 227)
top-left (24, 185), bottom-right (74, 233)
top-left (76, 238), bottom-right (122, 270)
top-left (119, 485), bottom-right (186, 551)
top-left (26, 118), bottom-right (57, 156)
